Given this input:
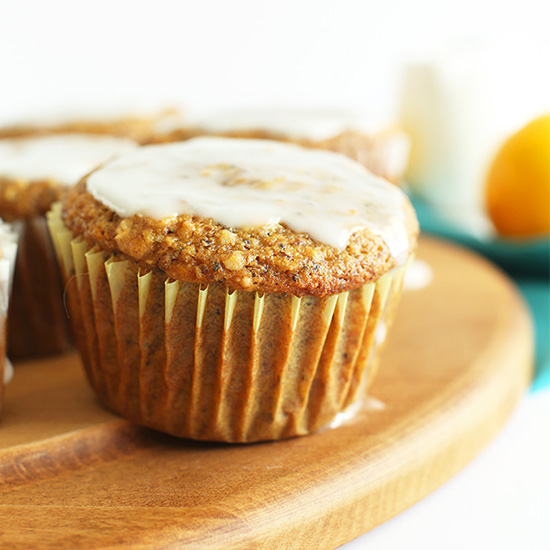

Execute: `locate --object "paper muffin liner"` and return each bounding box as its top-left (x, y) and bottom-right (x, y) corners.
top-left (48, 204), bottom-right (410, 442)
top-left (8, 215), bottom-right (72, 358)
top-left (0, 221), bottom-right (19, 415)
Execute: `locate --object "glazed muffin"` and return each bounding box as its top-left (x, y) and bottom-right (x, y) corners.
top-left (0, 107), bottom-right (183, 144)
top-left (0, 221), bottom-right (19, 415)
top-left (149, 107), bottom-right (410, 184)
top-left (48, 137), bottom-right (418, 442)
top-left (0, 134), bottom-right (138, 358)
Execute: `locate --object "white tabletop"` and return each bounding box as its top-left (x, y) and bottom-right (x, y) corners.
top-left (343, 389), bottom-right (550, 549)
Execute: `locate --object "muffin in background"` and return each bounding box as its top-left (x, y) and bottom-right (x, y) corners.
top-left (48, 137), bottom-right (418, 443)
top-left (0, 221), bottom-right (19, 415)
top-left (148, 107), bottom-right (410, 185)
top-left (0, 107), bottom-right (183, 144)
top-left (0, 134), bottom-right (138, 358)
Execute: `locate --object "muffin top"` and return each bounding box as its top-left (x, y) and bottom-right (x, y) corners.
top-left (150, 107), bottom-right (394, 145)
top-left (193, 107), bottom-right (372, 142)
top-left (0, 108), bottom-right (183, 143)
top-left (0, 134), bottom-right (138, 219)
top-left (147, 108), bottom-right (410, 185)
top-left (64, 137), bottom-right (418, 296)
top-left (0, 134), bottom-right (137, 185)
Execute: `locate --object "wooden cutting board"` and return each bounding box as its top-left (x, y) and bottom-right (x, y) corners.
top-left (0, 237), bottom-right (533, 550)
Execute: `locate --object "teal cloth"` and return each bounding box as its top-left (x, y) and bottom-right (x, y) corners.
top-left (519, 280), bottom-right (550, 391)
top-left (411, 196), bottom-right (550, 391)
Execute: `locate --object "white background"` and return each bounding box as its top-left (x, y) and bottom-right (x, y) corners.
top-left (1, 0), bottom-right (549, 128)
top-left (347, 391), bottom-right (550, 549)
top-left (1, 2), bottom-right (549, 548)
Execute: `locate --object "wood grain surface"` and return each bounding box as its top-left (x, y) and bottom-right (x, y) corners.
top-left (0, 237), bottom-right (533, 549)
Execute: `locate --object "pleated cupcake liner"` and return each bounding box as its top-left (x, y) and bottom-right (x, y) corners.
top-left (48, 203), bottom-right (410, 442)
top-left (8, 215), bottom-right (72, 358)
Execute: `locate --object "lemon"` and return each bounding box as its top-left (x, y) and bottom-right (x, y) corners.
top-left (485, 115), bottom-right (550, 238)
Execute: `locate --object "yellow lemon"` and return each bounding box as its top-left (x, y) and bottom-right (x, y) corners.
top-left (485, 115), bottom-right (550, 238)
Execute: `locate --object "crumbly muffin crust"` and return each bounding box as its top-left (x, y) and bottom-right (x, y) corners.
top-left (0, 177), bottom-right (66, 220)
top-left (62, 181), bottom-right (418, 297)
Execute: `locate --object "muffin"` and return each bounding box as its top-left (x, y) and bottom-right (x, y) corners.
top-left (0, 134), bottom-right (138, 358)
top-left (0, 221), bottom-right (19, 414)
top-left (0, 107), bottom-right (183, 144)
top-left (148, 107), bottom-right (410, 184)
top-left (48, 137), bottom-right (418, 442)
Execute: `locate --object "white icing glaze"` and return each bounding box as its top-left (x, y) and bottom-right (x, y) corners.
top-left (326, 395), bottom-right (386, 430)
top-left (3, 358), bottom-right (13, 385)
top-left (2, 104), bottom-right (180, 128)
top-left (403, 259), bottom-right (433, 291)
top-left (0, 221), bottom-right (19, 300)
top-left (374, 320), bottom-right (387, 346)
top-left (0, 134), bottom-right (138, 186)
top-left (87, 137), bottom-right (412, 260)
top-left (364, 396), bottom-right (386, 411)
top-left (327, 399), bottom-right (364, 429)
top-left (196, 107), bottom-right (376, 141)
top-left (0, 220), bottom-right (18, 385)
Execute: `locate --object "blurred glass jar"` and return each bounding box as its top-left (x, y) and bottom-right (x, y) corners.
top-left (399, 38), bottom-right (550, 223)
